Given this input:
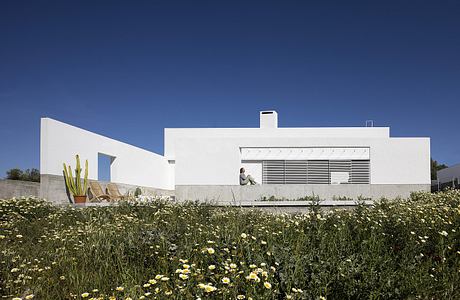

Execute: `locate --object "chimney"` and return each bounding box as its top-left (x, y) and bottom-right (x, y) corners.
top-left (260, 110), bottom-right (278, 128)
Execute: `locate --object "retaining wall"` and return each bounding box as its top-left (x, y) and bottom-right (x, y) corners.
top-left (40, 174), bottom-right (175, 204)
top-left (2, 178), bottom-right (430, 206)
top-left (0, 179), bottom-right (40, 199)
top-left (175, 184), bottom-right (430, 202)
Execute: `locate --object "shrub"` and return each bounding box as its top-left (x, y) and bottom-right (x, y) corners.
top-left (6, 168), bottom-right (23, 180)
top-left (5, 168), bottom-right (40, 182)
top-left (1, 191), bottom-right (459, 299)
top-left (22, 168), bottom-right (40, 182)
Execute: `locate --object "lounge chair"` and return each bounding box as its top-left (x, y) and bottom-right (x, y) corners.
top-left (88, 181), bottom-right (112, 202)
top-left (106, 183), bottom-right (131, 201)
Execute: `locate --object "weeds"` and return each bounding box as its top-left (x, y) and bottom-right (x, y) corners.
top-left (1, 191), bottom-right (459, 299)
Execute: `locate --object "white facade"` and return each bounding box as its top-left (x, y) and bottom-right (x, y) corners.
top-left (164, 114), bottom-right (430, 186)
top-left (40, 111), bottom-right (431, 194)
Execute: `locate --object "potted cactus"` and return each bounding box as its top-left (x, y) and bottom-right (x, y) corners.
top-left (63, 155), bottom-right (88, 204)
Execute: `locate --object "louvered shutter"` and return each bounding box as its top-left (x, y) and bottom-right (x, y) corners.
top-left (351, 160), bottom-right (370, 184)
top-left (306, 160), bottom-right (329, 184)
top-left (285, 160), bottom-right (308, 184)
top-left (262, 160), bottom-right (285, 184)
top-left (261, 159), bottom-right (370, 184)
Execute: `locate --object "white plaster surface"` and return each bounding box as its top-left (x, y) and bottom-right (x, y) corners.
top-left (40, 118), bottom-right (173, 189)
top-left (260, 111), bottom-right (278, 128)
top-left (40, 113), bottom-right (430, 192)
top-left (240, 161), bottom-right (262, 184)
top-left (165, 129), bottom-right (430, 185)
top-left (165, 126), bottom-right (391, 160)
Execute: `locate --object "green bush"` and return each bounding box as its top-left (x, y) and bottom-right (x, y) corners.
top-left (6, 168), bottom-right (40, 182)
top-left (6, 168), bottom-right (23, 180)
top-left (1, 191), bottom-right (459, 299)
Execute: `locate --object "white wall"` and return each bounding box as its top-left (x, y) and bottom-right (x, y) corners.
top-left (370, 138), bottom-right (430, 185)
top-left (40, 118), bottom-right (174, 190)
top-left (40, 118), bottom-right (430, 190)
top-left (241, 161), bottom-right (262, 183)
top-left (166, 128), bottom-right (430, 186)
top-left (165, 127), bottom-right (390, 160)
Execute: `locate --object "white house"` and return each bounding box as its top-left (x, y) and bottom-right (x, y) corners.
top-left (437, 163), bottom-right (460, 187)
top-left (40, 111), bottom-right (430, 203)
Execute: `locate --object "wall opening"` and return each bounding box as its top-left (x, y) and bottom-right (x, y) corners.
top-left (261, 160), bottom-right (370, 184)
top-left (98, 153), bottom-right (115, 182)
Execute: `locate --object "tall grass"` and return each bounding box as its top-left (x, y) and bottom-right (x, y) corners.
top-left (1, 191), bottom-right (459, 299)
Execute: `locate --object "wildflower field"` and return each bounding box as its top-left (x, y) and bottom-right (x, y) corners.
top-left (1, 191), bottom-right (460, 300)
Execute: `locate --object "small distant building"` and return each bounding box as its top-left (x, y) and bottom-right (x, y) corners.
top-left (40, 111), bottom-right (431, 203)
top-left (437, 163), bottom-right (460, 188)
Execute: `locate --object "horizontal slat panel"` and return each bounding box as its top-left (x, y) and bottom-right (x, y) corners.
top-left (351, 160), bottom-right (370, 184)
top-left (307, 160), bottom-right (329, 184)
top-left (261, 159), bottom-right (370, 185)
top-left (285, 160), bottom-right (307, 184)
top-left (263, 161), bottom-right (285, 184)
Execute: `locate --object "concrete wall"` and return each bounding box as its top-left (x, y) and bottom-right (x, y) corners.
top-left (41, 118), bottom-right (173, 189)
top-left (40, 174), bottom-right (174, 204)
top-left (0, 179), bottom-right (40, 199)
top-left (175, 184), bottom-right (430, 202)
top-left (166, 133), bottom-right (430, 186)
top-left (437, 163), bottom-right (460, 184)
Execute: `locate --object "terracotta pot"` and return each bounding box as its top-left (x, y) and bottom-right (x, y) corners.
top-left (73, 195), bottom-right (87, 204)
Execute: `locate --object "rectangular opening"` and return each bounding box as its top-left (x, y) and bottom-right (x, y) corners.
top-left (241, 160), bottom-right (262, 184)
top-left (98, 153), bottom-right (115, 182)
top-left (261, 111), bottom-right (273, 114)
top-left (261, 159), bottom-right (370, 184)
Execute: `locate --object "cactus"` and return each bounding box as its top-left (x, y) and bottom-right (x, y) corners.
top-left (63, 155), bottom-right (88, 196)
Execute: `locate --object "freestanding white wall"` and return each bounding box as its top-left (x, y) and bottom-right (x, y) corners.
top-left (40, 118), bottom-right (174, 190)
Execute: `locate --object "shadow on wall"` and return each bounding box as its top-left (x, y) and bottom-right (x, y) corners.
top-left (40, 174), bottom-right (175, 204)
top-left (62, 170), bottom-right (72, 204)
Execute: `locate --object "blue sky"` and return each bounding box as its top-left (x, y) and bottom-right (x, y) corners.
top-left (0, 0), bottom-right (459, 178)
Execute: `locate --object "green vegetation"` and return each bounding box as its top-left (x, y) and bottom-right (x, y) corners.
top-left (259, 194), bottom-right (370, 202)
top-left (331, 195), bottom-right (353, 201)
top-left (1, 191), bottom-right (460, 299)
top-left (5, 168), bottom-right (40, 182)
top-left (259, 194), bottom-right (322, 202)
top-left (431, 158), bottom-right (448, 180)
top-left (357, 195), bottom-right (372, 201)
top-left (134, 187), bottom-right (143, 197)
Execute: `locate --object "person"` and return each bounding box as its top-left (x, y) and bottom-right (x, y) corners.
top-left (239, 167), bottom-right (257, 185)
